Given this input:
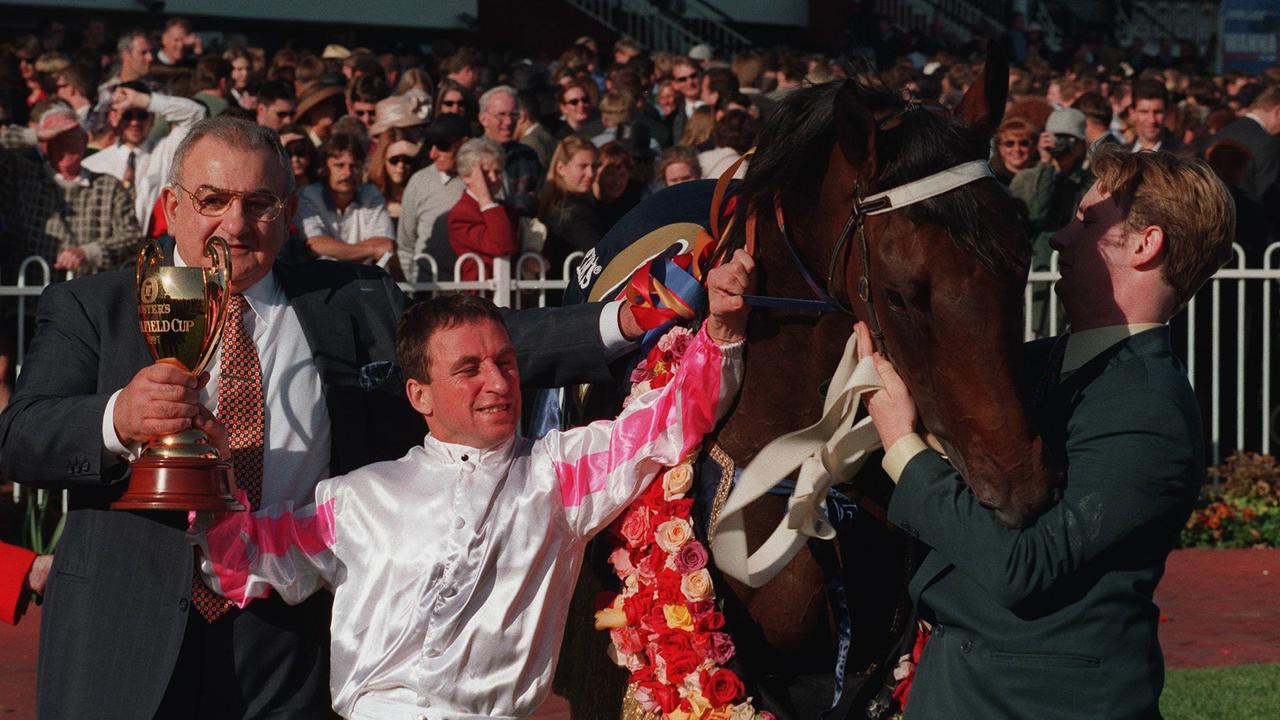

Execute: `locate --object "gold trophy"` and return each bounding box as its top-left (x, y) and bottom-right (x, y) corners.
top-left (112, 236), bottom-right (244, 511)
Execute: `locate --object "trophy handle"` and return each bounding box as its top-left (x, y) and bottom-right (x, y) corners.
top-left (191, 235), bottom-right (233, 376)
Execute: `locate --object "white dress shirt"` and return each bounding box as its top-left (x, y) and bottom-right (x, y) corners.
top-left (103, 254), bottom-right (332, 507)
top-left (197, 328), bottom-right (743, 719)
top-left (81, 92), bottom-right (206, 229)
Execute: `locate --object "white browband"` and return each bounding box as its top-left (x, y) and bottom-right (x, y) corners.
top-left (861, 159), bottom-right (995, 216)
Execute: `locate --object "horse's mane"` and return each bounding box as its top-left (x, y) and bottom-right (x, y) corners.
top-left (731, 80), bottom-right (1023, 277)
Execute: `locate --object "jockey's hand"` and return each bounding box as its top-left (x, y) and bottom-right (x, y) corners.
top-left (706, 249), bottom-right (755, 345)
top-left (855, 321), bottom-right (917, 449)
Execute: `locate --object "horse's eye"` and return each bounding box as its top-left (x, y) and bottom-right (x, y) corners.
top-left (886, 290), bottom-right (907, 310)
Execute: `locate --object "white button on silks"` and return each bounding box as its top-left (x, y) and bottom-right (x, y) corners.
top-left (453, 516), bottom-right (465, 529)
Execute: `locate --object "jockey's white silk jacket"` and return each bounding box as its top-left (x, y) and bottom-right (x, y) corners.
top-left (195, 326), bottom-right (742, 720)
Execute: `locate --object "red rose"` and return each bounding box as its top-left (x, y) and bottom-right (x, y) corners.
top-left (696, 609), bottom-right (726, 632)
top-left (706, 668), bottom-right (745, 705)
top-left (652, 683), bottom-right (680, 713)
top-left (665, 647), bottom-right (700, 678)
top-left (668, 498), bottom-right (694, 518)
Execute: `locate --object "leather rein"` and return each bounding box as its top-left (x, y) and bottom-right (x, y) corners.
top-left (710, 105), bottom-right (995, 356)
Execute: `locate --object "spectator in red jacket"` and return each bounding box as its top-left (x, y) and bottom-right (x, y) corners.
top-left (1, 541), bottom-right (51, 625)
top-left (448, 138), bottom-right (517, 282)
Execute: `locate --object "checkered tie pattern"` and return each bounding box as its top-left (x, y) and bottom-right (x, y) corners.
top-left (193, 293), bottom-right (266, 623)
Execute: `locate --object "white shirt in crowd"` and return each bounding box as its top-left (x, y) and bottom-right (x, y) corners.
top-left (297, 183), bottom-right (396, 260)
top-left (82, 92), bottom-right (206, 231)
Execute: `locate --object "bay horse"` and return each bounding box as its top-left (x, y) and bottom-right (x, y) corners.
top-left (553, 47), bottom-right (1059, 719)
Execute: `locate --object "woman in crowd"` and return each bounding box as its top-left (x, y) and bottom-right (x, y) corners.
top-left (368, 126), bottom-right (423, 227)
top-left (594, 141), bottom-right (642, 230)
top-left (991, 117), bottom-right (1040, 185)
top-left (555, 78), bottom-right (598, 138)
top-left (698, 109), bottom-right (758, 180)
top-left (278, 123), bottom-right (319, 188)
top-left (658, 145), bottom-right (702, 187)
top-left (447, 138), bottom-right (516, 283)
top-left (678, 105), bottom-right (715, 150)
top-left (396, 67), bottom-right (434, 97)
top-left (538, 135), bottom-right (602, 276)
top-left (224, 47), bottom-right (258, 109)
top-left (432, 78), bottom-right (475, 126)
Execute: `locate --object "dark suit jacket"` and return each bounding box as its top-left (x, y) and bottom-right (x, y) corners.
top-left (0, 250), bottom-right (620, 719)
top-left (888, 328), bottom-right (1202, 720)
top-left (1213, 116), bottom-right (1280, 204)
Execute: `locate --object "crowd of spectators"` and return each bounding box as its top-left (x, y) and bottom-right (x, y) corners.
top-left (0, 13), bottom-right (1278, 313)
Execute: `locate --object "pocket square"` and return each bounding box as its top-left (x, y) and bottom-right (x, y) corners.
top-left (358, 361), bottom-right (400, 390)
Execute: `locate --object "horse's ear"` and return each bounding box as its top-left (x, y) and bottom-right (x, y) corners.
top-left (833, 80), bottom-right (878, 175)
top-left (954, 40), bottom-right (1009, 139)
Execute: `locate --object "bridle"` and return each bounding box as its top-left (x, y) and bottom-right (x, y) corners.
top-left (717, 101), bottom-right (995, 355)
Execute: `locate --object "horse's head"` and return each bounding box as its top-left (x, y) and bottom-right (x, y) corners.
top-left (736, 45), bottom-right (1058, 526)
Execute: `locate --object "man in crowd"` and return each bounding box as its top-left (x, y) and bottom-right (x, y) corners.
top-left (297, 131), bottom-right (396, 263)
top-left (1129, 79), bottom-right (1183, 154)
top-left (700, 66), bottom-right (740, 111)
top-left (54, 64), bottom-right (95, 124)
top-left (668, 56), bottom-right (702, 141)
top-left (346, 74), bottom-right (390, 132)
top-left (155, 17), bottom-right (198, 69)
top-left (478, 85), bottom-right (542, 217)
top-left (1072, 91), bottom-right (1123, 155)
top-left (864, 146), bottom-right (1233, 719)
top-left (0, 100), bottom-right (141, 278)
top-left (92, 28), bottom-right (157, 131)
top-left (83, 82), bottom-right (207, 231)
top-left (398, 114), bottom-right (468, 281)
top-left (191, 56), bottom-right (232, 118)
top-left (441, 47), bottom-right (483, 90)
top-left (1211, 84), bottom-right (1280, 208)
top-left (0, 115), bottom-right (642, 719)
top-left (516, 89), bottom-right (556, 169)
top-left (254, 80), bottom-right (297, 131)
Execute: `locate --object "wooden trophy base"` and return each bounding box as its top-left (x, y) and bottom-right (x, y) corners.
top-left (112, 456), bottom-right (245, 511)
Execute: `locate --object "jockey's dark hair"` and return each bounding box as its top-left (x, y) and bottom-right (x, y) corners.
top-left (729, 79), bottom-right (1024, 279)
top-left (396, 294), bottom-right (506, 383)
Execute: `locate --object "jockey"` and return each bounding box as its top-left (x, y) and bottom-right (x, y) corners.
top-left (193, 250), bottom-right (755, 720)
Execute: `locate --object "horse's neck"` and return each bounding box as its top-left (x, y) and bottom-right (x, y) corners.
top-left (714, 236), bottom-right (851, 464)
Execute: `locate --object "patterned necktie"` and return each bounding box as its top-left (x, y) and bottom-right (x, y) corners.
top-left (193, 293), bottom-right (266, 623)
top-left (123, 150), bottom-right (136, 201)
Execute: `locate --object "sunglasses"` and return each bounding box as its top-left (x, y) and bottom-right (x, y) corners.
top-left (673, 73), bottom-right (699, 83)
top-left (387, 154), bottom-right (418, 166)
top-left (1000, 139), bottom-right (1032, 148)
top-left (440, 99), bottom-right (464, 108)
top-left (430, 138), bottom-right (460, 151)
top-left (353, 109), bottom-right (377, 118)
top-left (563, 96), bottom-right (590, 107)
top-left (284, 140), bottom-right (310, 157)
top-left (121, 109), bottom-right (151, 123)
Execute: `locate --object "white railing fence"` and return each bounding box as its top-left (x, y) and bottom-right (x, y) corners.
top-left (8, 243), bottom-right (1280, 506)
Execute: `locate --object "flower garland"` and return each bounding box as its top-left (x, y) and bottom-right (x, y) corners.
top-left (594, 326), bottom-right (773, 720)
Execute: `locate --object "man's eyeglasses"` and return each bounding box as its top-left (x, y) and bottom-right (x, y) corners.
top-left (353, 109), bottom-right (377, 118)
top-left (563, 96), bottom-right (590, 107)
top-left (673, 73), bottom-right (699, 83)
top-left (999, 139), bottom-right (1032, 148)
top-left (387, 154), bottom-right (418, 166)
top-left (172, 183), bottom-right (287, 222)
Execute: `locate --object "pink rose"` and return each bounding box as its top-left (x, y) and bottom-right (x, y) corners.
top-left (707, 631), bottom-right (736, 665)
top-left (609, 547), bottom-right (637, 579)
top-left (655, 517), bottom-right (693, 552)
top-left (619, 506), bottom-right (652, 548)
top-left (636, 553), bottom-right (659, 585)
top-left (656, 325), bottom-right (692, 353)
top-left (672, 540), bottom-right (709, 574)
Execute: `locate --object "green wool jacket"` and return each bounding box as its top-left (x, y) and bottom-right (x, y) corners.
top-left (888, 327), bottom-right (1202, 720)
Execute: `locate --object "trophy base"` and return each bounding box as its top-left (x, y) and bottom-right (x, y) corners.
top-left (112, 456), bottom-right (245, 511)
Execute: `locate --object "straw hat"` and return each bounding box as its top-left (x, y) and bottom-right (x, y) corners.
top-left (369, 95), bottom-right (430, 136)
top-left (321, 44), bottom-right (351, 60)
top-left (295, 80), bottom-right (346, 121)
